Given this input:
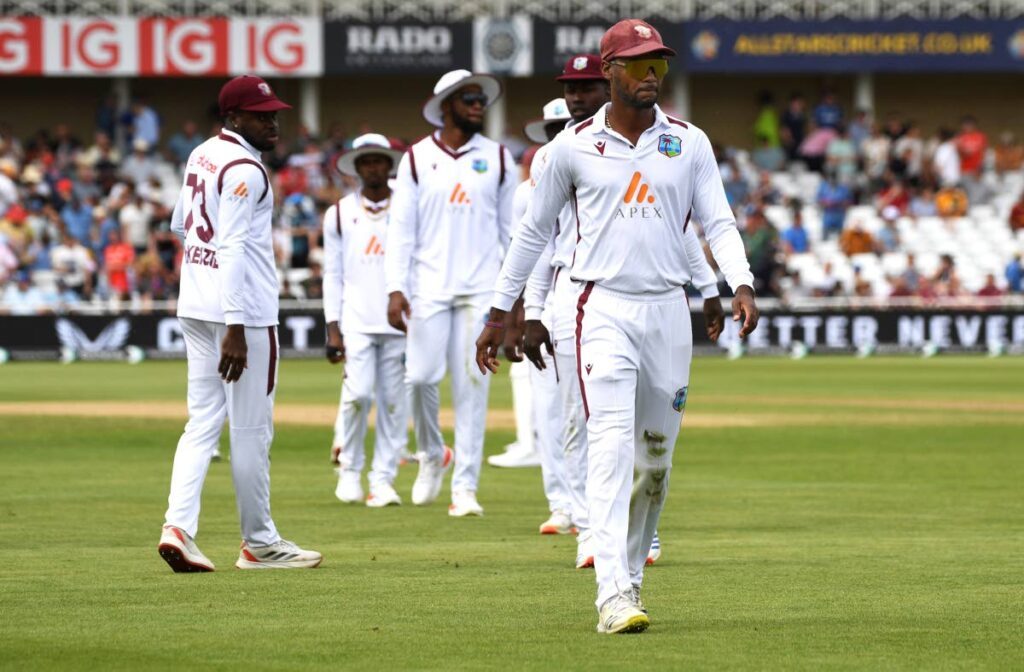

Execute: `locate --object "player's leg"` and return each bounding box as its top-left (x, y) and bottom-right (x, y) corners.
top-left (531, 348), bottom-right (573, 533)
top-left (446, 292), bottom-right (492, 516)
top-left (334, 331), bottom-right (377, 503)
top-left (227, 325), bottom-right (320, 569)
top-left (626, 295), bottom-right (693, 594)
top-left (406, 296), bottom-right (454, 505)
top-left (160, 317), bottom-right (225, 572)
top-left (366, 333), bottom-right (408, 507)
top-left (577, 284), bottom-right (645, 631)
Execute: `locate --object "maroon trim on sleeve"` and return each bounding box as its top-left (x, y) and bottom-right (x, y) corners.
top-left (575, 281), bottom-right (595, 420)
top-left (218, 158), bottom-right (269, 204)
top-left (574, 118), bottom-right (594, 135)
top-left (683, 208), bottom-right (692, 233)
top-left (408, 146), bottom-right (419, 184)
top-left (499, 144), bottom-right (507, 186)
top-left (267, 326), bottom-right (277, 395)
top-left (335, 199), bottom-right (342, 236)
top-left (667, 116), bottom-right (689, 129)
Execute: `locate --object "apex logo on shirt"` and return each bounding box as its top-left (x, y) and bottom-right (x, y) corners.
top-left (364, 235), bottom-right (384, 256)
top-left (449, 183), bottom-right (472, 205)
top-left (231, 182), bottom-right (249, 198)
top-left (616, 172), bottom-right (663, 220)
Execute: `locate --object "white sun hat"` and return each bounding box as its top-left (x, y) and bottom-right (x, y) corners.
top-left (523, 98), bottom-right (572, 144)
top-left (422, 69), bottom-right (503, 128)
top-left (336, 133), bottom-right (404, 177)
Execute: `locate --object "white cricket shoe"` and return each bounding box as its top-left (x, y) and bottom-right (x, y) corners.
top-left (632, 584), bottom-right (647, 614)
top-left (646, 531), bottom-right (661, 566)
top-left (411, 445), bottom-right (453, 506)
top-left (448, 490), bottom-right (484, 517)
top-left (596, 591), bottom-right (650, 634)
top-left (235, 539), bottom-right (322, 569)
top-left (398, 448), bottom-right (418, 466)
top-left (158, 524), bottom-right (215, 573)
top-left (575, 531), bottom-right (595, 569)
top-left (487, 442), bottom-right (541, 468)
top-left (366, 483), bottom-right (402, 508)
top-left (539, 510), bottom-right (575, 535)
top-left (335, 470), bottom-right (364, 504)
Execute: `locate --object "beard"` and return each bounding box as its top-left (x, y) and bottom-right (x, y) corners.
top-left (451, 108), bottom-right (484, 135)
top-left (614, 78), bottom-right (658, 110)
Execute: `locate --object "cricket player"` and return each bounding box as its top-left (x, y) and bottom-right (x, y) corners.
top-left (324, 133), bottom-right (407, 507)
top-left (476, 21), bottom-right (758, 633)
top-left (159, 75), bottom-right (322, 572)
top-left (520, 55), bottom-right (724, 560)
top-left (385, 70), bottom-right (516, 516)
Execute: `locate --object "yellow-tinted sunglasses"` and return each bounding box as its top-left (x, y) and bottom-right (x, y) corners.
top-left (610, 58), bottom-right (669, 80)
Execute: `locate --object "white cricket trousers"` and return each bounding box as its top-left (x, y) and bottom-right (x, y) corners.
top-left (332, 332), bottom-right (408, 490)
top-left (529, 346), bottom-right (572, 514)
top-left (575, 282), bottom-right (693, 608)
top-left (405, 293), bottom-right (492, 493)
top-left (165, 317), bottom-right (280, 547)
top-left (552, 270), bottom-right (589, 534)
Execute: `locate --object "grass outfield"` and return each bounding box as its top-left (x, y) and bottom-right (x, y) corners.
top-left (0, 357), bottom-right (1021, 670)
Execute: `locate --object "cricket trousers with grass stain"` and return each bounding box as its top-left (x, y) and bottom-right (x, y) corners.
top-left (573, 281), bottom-right (693, 608)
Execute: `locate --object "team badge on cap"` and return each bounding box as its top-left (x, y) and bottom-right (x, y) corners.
top-left (635, 25), bottom-right (653, 39)
top-left (658, 134), bottom-right (682, 158)
top-left (258, 82), bottom-right (271, 96)
top-left (573, 56), bottom-right (588, 70)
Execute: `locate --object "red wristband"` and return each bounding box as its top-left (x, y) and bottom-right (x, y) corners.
top-left (485, 320), bottom-right (505, 330)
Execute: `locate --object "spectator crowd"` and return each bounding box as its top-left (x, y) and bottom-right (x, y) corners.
top-left (1, 90), bottom-right (1023, 316)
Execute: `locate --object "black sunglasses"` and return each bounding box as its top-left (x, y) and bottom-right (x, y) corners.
top-left (459, 92), bottom-right (489, 107)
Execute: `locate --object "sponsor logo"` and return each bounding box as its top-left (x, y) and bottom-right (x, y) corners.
top-left (347, 25), bottom-right (452, 55)
top-left (615, 171), bottom-right (663, 220)
top-left (585, 363), bottom-right (593, 375)
top-left (623, 171), bottom-right (655, 204)
top-left (553, 26), bottom-right (604, 56)
top-left (1010, 29), bottom-right (1024, 59)
top-left (658, 134), bottom-right (682, 158)
top-left (472, 158), bottom-right (488, 174)
top-left (139, 18), bottom-right (228, 76)
top-left (449, 183), bottom-right (471, 205)
top-left (634, 25), bottom-right (653, 40)
top-left (672, 386), bottom-right (688, 412)
top-left (691, 30), bottom-right (720, 61)
top-left (594, 141), bottom-right (606, 155)
top-left (56, 317), bottom-right (131, 352)
top-left (363, 234), bottom-right (384, 256)
top-left (231, 181), bottom-right (248, 198)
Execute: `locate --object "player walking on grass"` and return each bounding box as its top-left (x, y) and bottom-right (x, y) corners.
top-left (385, 70), bottom-right (516, 517)
top-left (476, 22), bottom-right (757, 633)
top-left (324, 134), bottom-right (408, 507)
top-left (159, 76), bottom-right (321, 572)
top-left (519, 55), bottom-right (724, 563)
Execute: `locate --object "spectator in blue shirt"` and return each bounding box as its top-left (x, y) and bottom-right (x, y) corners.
top-left (130, 98), bottom-right (160, 149)
top-left (168, 120), bottom-right (203, 166)
top-left (58, 188), bottom-right (93, 244)
top-left (817, 173), bottom-right (853, 238)
top-left (1007, 254), bottom-right (1023, 293)
top-left (782, 213), bottom-right (809, 254)
top-left (814, 90), bottom-right (843, 130)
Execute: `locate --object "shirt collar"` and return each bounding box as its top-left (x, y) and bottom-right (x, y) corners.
top-left (431, 130), bottom-right (483, 159)
top-left (593, 103), bottom-right (671, 139)
top-left (218, 128), bottom-right (261, 158)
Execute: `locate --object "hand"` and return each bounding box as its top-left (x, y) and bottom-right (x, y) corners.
top-left (502, 299), bottom-right (525, 362)
top-left (325, 322), bottom-right (345, 364)
top-left (702, 296), bottom-right (725, 343)
top-left (475, 308), bottom-right (507, 375)
top-left (522, 320), bottom-right (554, 371)
top-left (218, 324), bottom-right (248, 383)
top-left (387, 291), bottom-right (411, 333)
top-left (731, 285), bottom-right (759, 339)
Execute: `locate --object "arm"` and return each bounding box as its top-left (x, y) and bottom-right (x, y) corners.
top-left (496, 145), bottom-right (516, 255)
top-left (523, 230), bottom-right (556, 321)
top-left (690, 130), bottom-right (759, 337)
top-left (321, 203), bottom-right (345, 363)
top-left (169, 191), bottom-right (185, 239)
top-left (683, 224), bottom-right (719, 300)
top-left (216, 163), bottom-right (264, 327)
top-left (384, 151), bottom-right (418, 331)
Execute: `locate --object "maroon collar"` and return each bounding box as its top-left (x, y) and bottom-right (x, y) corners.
top-left (218, 132), bottom-right (242, 146)
top-left (431, 133), bottom-right (473, 160)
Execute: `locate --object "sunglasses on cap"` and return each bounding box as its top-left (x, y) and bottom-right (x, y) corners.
top-left (458, 92), bottom-right (490, 107)
top-left (609, 58), bottom-right (669, 81)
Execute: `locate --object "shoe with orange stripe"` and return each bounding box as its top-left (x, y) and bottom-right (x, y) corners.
top-left (158, 524), bottom-right (215, 573)
top-left (411, 445), bottom-right (453, 506)
top-left (235, 539), bottom-right (322, 569)
top-left (576, 531), bottom-right (595, 569)
top-left (539, 510), bottom-right (575, 535)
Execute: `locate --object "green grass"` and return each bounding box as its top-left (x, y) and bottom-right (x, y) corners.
top-left (0, 357), bottom-right (1022, 670)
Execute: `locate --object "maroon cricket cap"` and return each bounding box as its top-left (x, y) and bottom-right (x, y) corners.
top-left (555, 54), bottom-right (604, 81)
top-left (218, 75), bottom-right (292, 117)
top-left (600, 19), bottom-right (676, 61)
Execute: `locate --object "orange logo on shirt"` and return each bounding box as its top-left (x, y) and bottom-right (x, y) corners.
top-left (232, 182), bottom-right (248, 198)
top-left (449, 183), bottom-right (471, 205)
top-left (364, 235), bottom-right (384, 256)
top-left (623, 172), bottom-right (655, 204)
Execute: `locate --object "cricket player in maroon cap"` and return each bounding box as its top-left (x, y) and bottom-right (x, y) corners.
top-left (477, 21), bottom-right (758, 633)
top-left (158, 75), bottom-right (321, 572)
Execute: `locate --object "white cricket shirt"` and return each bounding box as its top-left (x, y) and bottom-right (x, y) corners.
top-left (385, 131), bottom-right (516, 299)
top-left (494, 104), bottom-right (752, 311)
top-left (171, 129), bottom-right (278, 327)
top-left (322, 193), bottom-right (402, 335)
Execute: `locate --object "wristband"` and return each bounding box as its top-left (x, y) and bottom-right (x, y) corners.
top-left (485, 320), bottom-right (505, 330)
